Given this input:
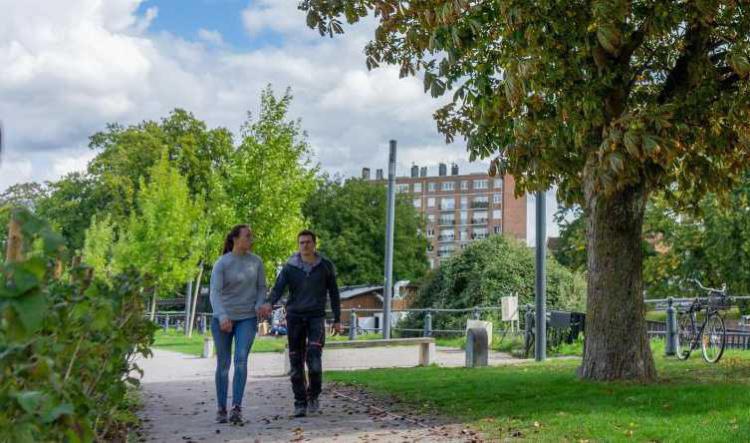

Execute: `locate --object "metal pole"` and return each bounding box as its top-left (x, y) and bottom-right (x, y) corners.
top-left (185, 281), bottom-right (192, 335)
top-left (383, 140), bottom-right (397, 339)
top-left (349, 312), bottom-right (357, 340)
top-left (534, 191), bottom-right (547, 361)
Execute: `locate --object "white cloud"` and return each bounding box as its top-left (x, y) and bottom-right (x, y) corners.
top-left (0, 0), bottom-right (484, 194)
top-left (241, 0), bottom-right (305, 37)
top-left (197, 28), bottom-right (224, 46)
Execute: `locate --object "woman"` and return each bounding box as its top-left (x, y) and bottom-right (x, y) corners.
top-left (209, 224), bottom-right (266, 424)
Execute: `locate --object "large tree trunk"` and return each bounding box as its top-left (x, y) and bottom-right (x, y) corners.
top-left (579, 181), bottom-right (656, 381)
top-left (187, 262), bottom-right (204, 338)
top-left (149, 290), bottom-right (157, 322)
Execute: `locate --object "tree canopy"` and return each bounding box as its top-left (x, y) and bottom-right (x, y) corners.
top-left (300, 0), bottom-right (750, 381)
top-left (303, 176), bottom-right (429, 285)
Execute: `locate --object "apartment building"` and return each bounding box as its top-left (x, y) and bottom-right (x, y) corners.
top-left (362, 163), bottom-right (527, 268)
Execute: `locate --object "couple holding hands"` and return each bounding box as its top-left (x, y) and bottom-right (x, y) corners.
top-left (209, 225), bottom-right (342, 424)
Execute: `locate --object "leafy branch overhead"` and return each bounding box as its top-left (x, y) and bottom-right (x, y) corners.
top-left (301, 0), bottom-right (750, 205)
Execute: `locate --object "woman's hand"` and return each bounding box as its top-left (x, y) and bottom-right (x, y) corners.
top-left (257, 303), bottom-right (272, 319)
top-left (220, 318), bottom-right (233, 333)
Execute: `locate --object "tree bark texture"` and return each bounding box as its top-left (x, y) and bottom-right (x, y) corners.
top-left (5, 216), bottom-right (23, 263)
top-left (579, 181), bottom-right (656, 381)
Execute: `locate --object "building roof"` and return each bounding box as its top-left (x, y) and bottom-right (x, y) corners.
top-left (339, 284), bottom-right (383, 301)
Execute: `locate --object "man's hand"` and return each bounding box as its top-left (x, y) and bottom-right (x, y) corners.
top-left (332, 322), bottom-right (343, 335)
top-left (220, 318), bottom-right (233, 333)
top-left (257, 303), bottom-right (272, 319)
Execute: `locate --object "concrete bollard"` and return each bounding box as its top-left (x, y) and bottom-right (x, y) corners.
top-left (202, 336), bottom-right (214, 358)
top-left (466, 327), bottom-right (489, 368)
top-left (665, 297), bottom-right (677, 356)
top-left (349, 312), bottom-right (357, 340)
top-left (423, 311), bottom-right (433, 337)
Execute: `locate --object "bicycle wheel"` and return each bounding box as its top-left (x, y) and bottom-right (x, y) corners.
top-left (701, 314), bottom-right (726, 363)
top-left (675, 311), bottom-right (694, 360)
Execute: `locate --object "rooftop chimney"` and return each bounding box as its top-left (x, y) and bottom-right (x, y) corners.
top-left (376, 168), bottom-right (384, 180)
top-left (410, 164), bottom-right (419, 178)
top-left (420, 166), bottom-right (427, 177)
top-left (362, 167), bottom-right (371, 180)
top-left (451, 163), bottom-right (459, 176)
top-left (438, 163), bottom-right (447, 177)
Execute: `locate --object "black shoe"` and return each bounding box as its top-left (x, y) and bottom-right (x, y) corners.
top-left (216, 409), bottom-right (228, 424)
top-left (229, 405), bottom-right (244, 425)
top-left (307, 397), bottom-right (320, 414)
top-left (293, 403), bottom-right (307, 417)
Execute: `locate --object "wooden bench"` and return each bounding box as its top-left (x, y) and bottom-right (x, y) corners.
top-left (282, 337), bottom-right (436, 372)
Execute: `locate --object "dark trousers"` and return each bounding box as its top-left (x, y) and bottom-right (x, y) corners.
top-left (286, 316), bottom-right (326, 406)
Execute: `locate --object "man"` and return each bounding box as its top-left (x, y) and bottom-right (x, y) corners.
top-left (258, 230), bottom-right (342, 417)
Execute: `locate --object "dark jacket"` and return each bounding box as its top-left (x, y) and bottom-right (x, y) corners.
top-left (268, 253), bottom-right (341, 323)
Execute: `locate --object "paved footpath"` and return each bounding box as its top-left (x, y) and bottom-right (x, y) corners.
top-left (136, 346), bottom-right (524, 443)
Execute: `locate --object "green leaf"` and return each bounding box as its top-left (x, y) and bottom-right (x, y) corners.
top-left (41, 403), bottom-right (74, 424)
top-left (14, 391), bottom-right (45, 414)
top-left (12, 291), bottom-right (48, 332)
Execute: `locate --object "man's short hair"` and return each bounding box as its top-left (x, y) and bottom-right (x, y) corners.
top-left (297, 229), bottom-right (317, 244)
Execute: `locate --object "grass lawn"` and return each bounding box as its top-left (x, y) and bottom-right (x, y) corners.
top-left (327, 344), bottom-right (750, 442)
top-left (153, 329), bottom-right (388, 356)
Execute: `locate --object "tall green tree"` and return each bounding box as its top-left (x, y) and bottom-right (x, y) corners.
top-left (82, 214), bottom-right (116, 283)
top-left (114, 154), bottom-right (205, 319)
top-left (301, 0), bottom-right (750, 381)
top-left (35, 173), bottom-right (105, 252)
top-left (224, 86), bottom-right (318, 279)
top-left (0, 182), bottom-right (48, 252)
top-left (303, 177), bottom-right (429, 285)
top-left (87, 109), bottom-right (234, 220)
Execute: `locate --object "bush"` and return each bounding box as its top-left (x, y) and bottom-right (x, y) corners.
top-left (402, 235), bottom-right (586, 332)
top-left (0, 208), bottom-right (155, 442)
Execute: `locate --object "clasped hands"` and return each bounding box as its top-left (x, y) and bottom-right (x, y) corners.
top-left (255, 303), bottom-right (342, 334)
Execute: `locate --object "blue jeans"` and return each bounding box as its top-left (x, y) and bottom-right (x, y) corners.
top-left (211, 317), bottom-right (257, 410)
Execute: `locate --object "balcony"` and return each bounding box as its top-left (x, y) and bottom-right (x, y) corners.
top-left (438, 205), bottom-right (456, 212)
top-left (470, 218), bottom-right (488, 225)
top-left (438, 235), bottom-right (455, 242)
top-left (472, 234), bottom-right (488, 240)
top-left (438, 219), bottom-right (456, 226)
top-left (471, 202), bottom-right (489, 209)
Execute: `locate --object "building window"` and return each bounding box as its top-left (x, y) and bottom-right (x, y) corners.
top-left (474, 179), bottom-right (488, 189)
top-left (413, 198), bottom-right (422, 209)
top-left (472, 227), bottom-right (489, 240)
top-left (493, 193), bottom-right (502, 205)
top-left (442, 181), bottom-right (455, 191)
top-left (427, 214), bottom-right (436, 223)
top-left (429, 259), bottom-right (435, 269)
top-left (426, 227), bottom-right (435, 237)
top-left (427, 197), bottom-right (436, 208)
top-left (493, 209), bottom-right (502, 219)
top-left (413, 183), bottom-right (422, 193)
top-left (472, 195), bottom-right (489, 209)
top-left (459, 229), bottom-right (469, 241)
top-left (460, 180), bottom-right (469, 190)
top-left (428, 182), bottom-right (437, 193)
top-left (460, 211), bottom-right (468, 223)
top-left (397, 183), bottom-right (409, 193)
top-left (493, 225), bottom-right (501, 234)
top-left (439, 213), bottom-right (455, 226)
top-left (440, 197), bottom-right (455, 210)
top-left (494, 178), bottom-right (503, 189)
top-left (439, 229), bottom-right (455, 241)
top-left (460, 196), bottom-right (469, 209)
top-left (472, 211), bottom-right (488, 225)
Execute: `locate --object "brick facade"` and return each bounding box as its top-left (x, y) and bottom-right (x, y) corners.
top-left (365, 165), bottom-right (527, 268)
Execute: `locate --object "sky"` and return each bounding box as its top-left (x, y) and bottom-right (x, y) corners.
top-left (0, 0), bottom-right (559, 238)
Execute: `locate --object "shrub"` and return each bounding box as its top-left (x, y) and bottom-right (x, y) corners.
top-left (0, 208), bottom-right (155, 442)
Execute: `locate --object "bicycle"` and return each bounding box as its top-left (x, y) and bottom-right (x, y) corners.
top-left (675, 279), bottom-right (731, 363)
